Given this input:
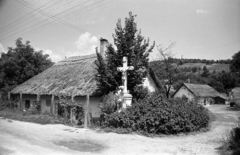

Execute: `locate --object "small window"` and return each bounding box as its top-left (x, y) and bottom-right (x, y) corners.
top-left (25, 100), bottom-right (30, 109)
top-left (46, 100), bottom-right (51, 107)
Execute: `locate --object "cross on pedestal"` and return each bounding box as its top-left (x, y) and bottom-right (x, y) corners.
top-left (117, 56), bottom-right (134, 110)
top-left (117, 57), bottom-right (134, 94)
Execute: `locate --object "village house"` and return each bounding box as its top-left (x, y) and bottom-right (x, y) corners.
top-left (10, 38), bottom-right (160, 120)
top-left (173, 83), bottom-right (228, 105)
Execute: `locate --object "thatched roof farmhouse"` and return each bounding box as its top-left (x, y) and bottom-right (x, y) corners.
top-left (173, 83), bottom-right (228, 105)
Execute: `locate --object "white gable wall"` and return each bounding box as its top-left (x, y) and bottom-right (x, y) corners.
top-left (142, 75), bottom-right (158, 92)
top-left (173, 85), bottom-right (195, 101)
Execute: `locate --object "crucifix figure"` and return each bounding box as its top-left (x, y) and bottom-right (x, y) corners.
top-left (117, 56), bottom-right (134, 110)
top-left (117, 57), bottom-right (134, 94)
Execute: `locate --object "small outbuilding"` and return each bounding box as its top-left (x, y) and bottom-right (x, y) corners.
top-left (173, 83), bottom-right (228, 106)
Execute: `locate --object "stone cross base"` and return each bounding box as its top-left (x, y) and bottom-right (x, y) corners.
top-left (122, 93), bottom-right (133, 109)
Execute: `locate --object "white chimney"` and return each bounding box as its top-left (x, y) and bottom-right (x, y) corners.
top-left (100, 38), bottom-right (108, 58)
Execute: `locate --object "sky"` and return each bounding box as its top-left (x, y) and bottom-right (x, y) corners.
top-left (0, 0), bottom-right (239, 62)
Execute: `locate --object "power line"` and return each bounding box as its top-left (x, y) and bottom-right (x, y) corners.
top-left (0, 0), bottom-right (41, 29)
top-left (1, 0), bottom-right (112, 44)
top-left (0, 0), bottom-right (90, 42)
top-left (0, 0), bottom-right (75, 37)
top-left (56, 0), bottom-right (113, 24)
top-left (15, 0), bottom-right (87, 32)
top-left (0, 0), bottom-right (55, 33)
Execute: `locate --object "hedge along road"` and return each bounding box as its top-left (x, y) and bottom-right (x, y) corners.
top-left (0, 105), bottom-right (239, 155)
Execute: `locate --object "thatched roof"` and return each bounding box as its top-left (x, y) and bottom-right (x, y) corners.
top-left (182, 83), bottom-right (228, 99)
top-left (11, 54), bottom-right (98, 96)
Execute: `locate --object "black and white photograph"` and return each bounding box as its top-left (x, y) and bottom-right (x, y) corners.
top-left (0, 0), bottom-right (240, 154)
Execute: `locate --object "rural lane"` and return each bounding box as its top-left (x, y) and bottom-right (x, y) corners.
top-left (0, 105), bottom-right (239, 155)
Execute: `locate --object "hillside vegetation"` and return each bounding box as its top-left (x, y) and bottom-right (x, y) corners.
top-left (179, 63), bottom-right (230, 72)
top-left (150, 57), bottom-right (239, 94)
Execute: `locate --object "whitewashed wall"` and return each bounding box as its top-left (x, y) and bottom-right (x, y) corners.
top-left (74, 96), bottom-right (101, 118)
top-left (173, 86), bottom-right (195, 101)
top-left (142, 75), bottom-right (158, 92)
top-left (22, 94), bottom-right (51, 113)
top-left (21, 95), bottom-right (101, 117)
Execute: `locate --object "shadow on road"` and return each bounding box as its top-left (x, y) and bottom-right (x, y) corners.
top-left (53, 139), bottom-right (106, 153)
top-left (224, 107), bottom-right (240, 112)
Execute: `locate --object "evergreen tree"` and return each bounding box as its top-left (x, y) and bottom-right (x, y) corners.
top-left (95, 12), bottom-right (155, 96)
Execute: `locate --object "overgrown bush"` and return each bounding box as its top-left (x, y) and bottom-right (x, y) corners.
top-left (103, 93), bottom-right (210, 135)
top-left (132, 86), bottom-right (150, 101)
top-left (56, 96), bottom-right (85, 125)
top-left (0, 98), bottom-right (19, 110)
top-left (99, 92), bottom-right (121, 115)
top-left (223, 117), bottom-right (240, 155)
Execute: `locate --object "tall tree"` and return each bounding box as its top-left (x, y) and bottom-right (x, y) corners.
top-left (230, 51), bottom-right (240, 73)
top-left (156, 43), bottom-right (183, 98)
top-left (0, 38), bottom-right (53, 92)
top-left (95, 12), bottom-right (155, 96)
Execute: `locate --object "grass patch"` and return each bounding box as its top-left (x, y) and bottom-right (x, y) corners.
top-left (0, 109), bottom-right (69, 125)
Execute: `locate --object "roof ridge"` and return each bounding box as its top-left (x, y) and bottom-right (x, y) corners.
top-left (59, 54), bottom-right (97, 62)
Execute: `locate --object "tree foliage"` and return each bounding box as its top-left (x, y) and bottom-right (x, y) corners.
top-left (0, 38), bottom-right (53, 92)
top-left (95, 12), bottom-right (155, 96)
top-left (230, 51), bottom-right (240, 73)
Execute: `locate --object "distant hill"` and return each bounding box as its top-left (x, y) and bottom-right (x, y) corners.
top-left (179, 63), bottom-right (230, 72)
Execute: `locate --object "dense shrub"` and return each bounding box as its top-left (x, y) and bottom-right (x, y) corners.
top-left (225, 117), bottom-right (240, 154)
top-left (99, 92), bottom-right (119, 115)
top-left (0, 98), bottom-right (19, 110)
top-left (132, 86), bottom-right (150, 101)
top-left (103, 93), bottom-right (210, 134)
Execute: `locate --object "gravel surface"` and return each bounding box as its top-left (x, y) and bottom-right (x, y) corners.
top-left (0, 105), bottom-right (239, 155)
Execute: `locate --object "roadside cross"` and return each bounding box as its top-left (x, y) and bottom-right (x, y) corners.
top-left (117, 56), bottom-right (134, 94)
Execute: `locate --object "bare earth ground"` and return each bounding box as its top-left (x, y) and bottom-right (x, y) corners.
top-left (0, 105), bottom-right (239, 155)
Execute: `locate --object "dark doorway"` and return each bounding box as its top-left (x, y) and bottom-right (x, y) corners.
top-left (25, 100), bottom-right (30, 109)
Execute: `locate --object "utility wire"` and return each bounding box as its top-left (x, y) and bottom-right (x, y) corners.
top-left (0, 0), bottom-right (41, 29)
top-left (0, 0), bottom-right (90, 42)
top-left (15, 0), bottom-right (87, 32)
top-left (0, 0), bottom-right (55, 33)
top-left (1, 0), bottom-right (112, 44)
top-left (0, 0), bottom-right (74, 36)
top-left (58, 0), bottom-right (112, 21)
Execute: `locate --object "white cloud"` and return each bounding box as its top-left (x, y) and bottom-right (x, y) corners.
top-left (43, 49), bottom-right (62, 62)
top-left (0, 43), bottom-right (5, 53)
top-left (197, 9), bottom-right (209, 14)
top-left (73, 32), bottom-right (99, 57)
top-left (36, 47), bottom-right (62, 63)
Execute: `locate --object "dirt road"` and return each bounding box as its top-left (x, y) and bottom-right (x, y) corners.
top-left (0, 105), bottom-right (239, 155)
